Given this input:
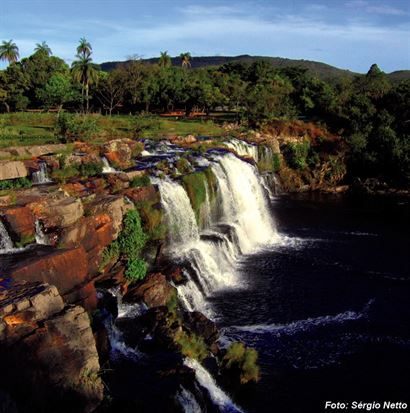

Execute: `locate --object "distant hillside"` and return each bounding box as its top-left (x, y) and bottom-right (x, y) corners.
top-left (100, 55), bottom-right (410, 82)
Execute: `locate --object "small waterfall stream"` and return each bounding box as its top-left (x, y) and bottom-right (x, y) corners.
top-left (0, 220), bottom-right (13, 251)
top-left (32, 162), bottom-right (52, 184)
top-left (102, 157), bottom-right (117, 173)
top-left (224, 138), bottom-right (258, 162)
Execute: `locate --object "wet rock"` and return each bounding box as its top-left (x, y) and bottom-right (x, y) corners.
top-left (88, 195), bottom-right (130, 239)
top-left (183, 311), bottom-right (219, 347)
top-left (125, 185), bottom-right (158, 203)
top-left (124, 273), bottom-right (176, 308)
top-left (0, 281), bottom-right (103, 413)
top-left (8, 246), bottom-right (89, 298)
top-left (0, 161), bottom-right (28, 181)
top-left (29, 197), bottom-right (84, 229)
top-left (1, 206), bottom-right (35, 241)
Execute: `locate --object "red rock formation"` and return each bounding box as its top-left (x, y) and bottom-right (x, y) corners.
top-left (125, 185), bottom-right (158, 203)
top-left (2, 206), bottom-right (35, 240)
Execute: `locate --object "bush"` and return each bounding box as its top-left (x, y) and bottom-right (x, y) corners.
top-left (124, 258), bottom-right (147, 282)
top-left (0, 177), bottom-right (32, 190)
top-left (175, 331), bottom-right (208, 361)
top-left (51, 165), bottom-right (79, 182)
top-left (283, 141), bottom-right (310, 170)
top-left (223, 342), bottom-right (260, 384)
top-left (55, 112), bottom-right (100, 142)
top-left (130, 174), bottom-right (151, 188)
top-left (79, 162), bottom-right (103, 177)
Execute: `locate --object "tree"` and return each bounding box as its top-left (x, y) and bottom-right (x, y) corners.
top-left (36, 73), bottom-right (76, 111)
top-left (77, 37), bottom-right (92, 58)
top-left (0, 40), bottom-right (19, 64)
top-left (96, 70), bottom-right (124, 115)
top-left (71, 39), bottom-right (99, 112)
top-left (34, 41), bottom-right (52, 56)
top-left (158, 51), bottom-right (171, 68)
top-left (180, 52), bottom-right (191, 69)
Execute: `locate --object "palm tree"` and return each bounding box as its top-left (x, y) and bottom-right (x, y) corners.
top-left (71, 54), bottom-right (99, 112)
top-left (77, 37), bottom-right (92, 58)
top-left (0, 40), bottom-right (19, 64)
top-left (34, 41), bottom-right (52, 56)
top-left (180, 52), bottom-right (191, 69)
top-left (158, 51), bottom-right (171, 68)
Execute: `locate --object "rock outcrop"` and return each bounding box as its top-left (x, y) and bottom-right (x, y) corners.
top-left (0, 161), bottom-right (28, 181)
top-left (0, 281), bottom-right (103, 413)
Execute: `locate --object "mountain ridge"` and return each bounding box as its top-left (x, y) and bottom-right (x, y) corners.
top-left (99, 54), bottom-right (409, 81)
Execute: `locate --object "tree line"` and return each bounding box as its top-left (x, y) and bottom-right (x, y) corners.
top-left (0, 38), bottom-right (409, 185)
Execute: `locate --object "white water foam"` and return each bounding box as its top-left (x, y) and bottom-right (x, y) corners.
top-left (102, 157), bottom-right (117, 173)
top-left (184, 358), bottom-right (244, 413)
top-left (176, 386), bottom-right (202, 413)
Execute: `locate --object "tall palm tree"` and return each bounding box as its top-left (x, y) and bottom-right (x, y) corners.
top-left (180, 52), bottom-right (191, 69)
top-left (0, 40), bottom-right (19, 64)
top-left (158, 51), bottom-right (171, 68)
top-left (71, 54), bottom-right (99, 113)
top-left (34, 41), bottom-right (52, 56)
top-left (77, 37), bottom-right (92, 58)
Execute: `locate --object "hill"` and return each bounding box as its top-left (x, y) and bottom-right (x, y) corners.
top-left (100, 55), bottom-right (410, 82)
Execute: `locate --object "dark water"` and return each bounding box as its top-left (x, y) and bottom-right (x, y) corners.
top-left (211, 194), bottom-right (410, 413)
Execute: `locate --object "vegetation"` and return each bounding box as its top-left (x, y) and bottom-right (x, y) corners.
top-left (0, 37), bottom-right (408, 186)
top-left (0, 177), bottom-right (32, 190)
top-left (223, 342), bottom-right (260, 384)
top-left (174, 330), bottom-right (208, 361)
top-left (130, 174), bottom-right (150, 188)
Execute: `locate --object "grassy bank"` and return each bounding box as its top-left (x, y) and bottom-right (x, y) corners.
top-left (0, 112), bottom-right (225, 147)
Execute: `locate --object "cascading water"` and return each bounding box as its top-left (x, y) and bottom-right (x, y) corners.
top-left (35, 220), bottom-right (49, 245)
top-left (224, 138), bottom-right (258, 162)
top-left (102, 156), bottom-right (117, 173)
top-left (0, 219), bottom-right (13, 251)
top-left (184, 358), bottom-right (244, 413)
top-left (32, 162), bottom-right (52, 184)
top-left (158, 153), bottom-right (279, 318)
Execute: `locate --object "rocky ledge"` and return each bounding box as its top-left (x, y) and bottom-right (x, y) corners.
top-left (0, 281), bottom-right (103, 413)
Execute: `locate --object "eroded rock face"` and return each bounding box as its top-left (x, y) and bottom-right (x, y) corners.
top-left (124, 273), bottom-right (176, 308)
top-left (0, 161), bottom-right (28, 181)
top-left (8, 246), bottom-right (89, 297)
top-left (1, 206), bottom-right (35, 241)
top-left (125, 185), bottom-right (158, 204)
top-left (0, 282), bottom-right (103, 413)
top-left (88, 195), bottom-right (130, 239)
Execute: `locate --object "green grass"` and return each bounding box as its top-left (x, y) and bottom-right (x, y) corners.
top-left (0, 113), bottom-right (225, 146)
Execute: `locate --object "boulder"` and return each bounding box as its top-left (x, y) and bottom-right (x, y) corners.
top-left (183, 311), bottom-right (219, 346)
top-left (125, 185), bottom-right (158, 203)
top-left (103, 139), bottom-right (133, 169)
top-left (0, 161), bottom-right (28, 181)
top-left (7, 144), bottom-right (66, 158)
top-left (121, 169), bottom-right (146, 181)
top-left (8, 246), bottom-right (89, 297)
top-left (1, 206), bottom-right (35, 240)
top-left (124, 273), bottom-right (176, 308)
top-left (0, 282), bottom-right (103, 413)
top-left (88, 195), bottom-right (130, 238)
top-left (29, 197), bottom-right (84, 229)
top-left (60, 214), bottom-right (114, 274)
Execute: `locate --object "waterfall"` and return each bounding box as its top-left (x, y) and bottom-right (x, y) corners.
top-left (102, 157), bottom-right (117, 173)
top-left (35, 220), bottom-right (49, 245)
top-left (0, 220), bottom-right (13, 251)
top-left (176, 386), bottom-right (202, 413)
top-left (32, 162), bottom-right (51, 184)
top-left (158, 153), bottom-right (278, 317)
top-left (184, 358), bottom-right (244, 413)
top-left (224, 138), bottom-right (258, 162)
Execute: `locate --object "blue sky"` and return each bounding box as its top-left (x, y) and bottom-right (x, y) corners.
top-left (1, 0), bottom-right (409, 73)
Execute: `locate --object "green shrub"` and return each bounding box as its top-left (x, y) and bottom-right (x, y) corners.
top-left (176, 158), bottom-right (191, 174)
top-left (79, 162), bottom-right (103, 177)
top-left (175, 331), bottom-right (208, 361)
top-left (15, 233), bottom-right (36, 248)
top-left (51, 165), bottom-right (79, 182)
top-left (223, 342), bottom-right (260, 384)
top-left (0, 177), bottom-right (32, 190)
top-left (272, 153), bottom-right (281, 172)
top-left (130, 174), bottom-right (151, 188)
top-left (55, 112), bottom-right (100, 142)
top-left (99, 241), bottom-right (120, 271)
top-left (124, 258), bottom-right (147, 282)
top-left (283, 141), bottom-right (311, 170)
